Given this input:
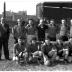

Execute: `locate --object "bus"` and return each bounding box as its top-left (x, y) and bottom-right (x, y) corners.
top-left (36, 2), bottom-right (72, 23)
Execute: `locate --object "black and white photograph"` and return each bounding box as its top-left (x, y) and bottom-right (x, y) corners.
top-left (0, 0), bottom-right (72, 71)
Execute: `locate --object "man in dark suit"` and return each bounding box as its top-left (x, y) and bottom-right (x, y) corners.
top-left (0, 17), bottom-right (11, 60)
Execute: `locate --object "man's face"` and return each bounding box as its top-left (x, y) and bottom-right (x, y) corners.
top-left (18, 39), bottom-right (22, 44)
top-left (39, 19), bottom-right (43, 25)
top-left (45, 40), bottom-right (50, 45)
top-left (50, 20), bottom-right (54, 26)
top-left (17, 19), bottom-right (21, 25)
top-left (29, 20), bottom-right (33, 25)
top-left (61, 20), bottom-right (65, 25)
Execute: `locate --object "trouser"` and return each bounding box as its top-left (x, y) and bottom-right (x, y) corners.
top-left (16, 52), bottom-right (28, 64)
top-left (28, 51), bottom-right (43, 63)
top-left (60, 36), bottom-right (68, 41)
top-left (38, 36), bottom-right (45, 42)
top-left (47, 35), bottom-right (56, 41)
top-left (17, 52), bottom-right (28, 58)
top-left (27, 35), bottom-right (36, 44)
top-left (0, 40), bottom-right (9, 59)
top-left (57, 49), bottom-right (68, 60)
top-left (48, 37), bottom-right (56, 41)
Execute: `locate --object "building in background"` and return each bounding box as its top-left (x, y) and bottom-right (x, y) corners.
top-left (2, 10), bottom-right (27, 21)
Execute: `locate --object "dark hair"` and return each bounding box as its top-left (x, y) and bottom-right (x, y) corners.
top-left (21, 21), bottom-right (26, 26)
top-left (28, 19), bottom-right (33, 21)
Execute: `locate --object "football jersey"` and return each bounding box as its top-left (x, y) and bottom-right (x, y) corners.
top-left (13, 25), bottom-right (27, 39)
top-left (41, 43), bottom-right (53, 55)
top-left (55, 42), bottom-right (63, 52)
top-left (14, 43), bottom-right (26, 54)
top-left (26, 24), bottom-right (36, 35)
top-left (27, 43), bottom-right (38, 53)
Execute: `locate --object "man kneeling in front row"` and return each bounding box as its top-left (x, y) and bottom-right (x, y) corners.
top-left (41, 39), bottom-right (58, 66)
top-left (13, 36), bottom-right (28, 64)
top-left (27, 37), bottom-right (43, 64)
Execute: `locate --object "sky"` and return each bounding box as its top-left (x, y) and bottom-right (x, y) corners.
top-left (0, 0), bottom-right (72, 15)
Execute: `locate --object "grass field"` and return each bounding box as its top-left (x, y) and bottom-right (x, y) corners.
top-left (0, 34), bottom-right (72, 71)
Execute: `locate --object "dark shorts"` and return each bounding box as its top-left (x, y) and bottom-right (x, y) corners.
top-left (47, 36), bottom-right (56, 41)
top-left (38, 37), bottom-right (45, 42)
top-left (57, 51), bottom-right (63, 57)
top-left (60, 36), bottom-right (68, 41)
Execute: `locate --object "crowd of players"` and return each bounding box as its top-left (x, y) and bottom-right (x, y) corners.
top-left (11, 18), bottom-right (72, 66)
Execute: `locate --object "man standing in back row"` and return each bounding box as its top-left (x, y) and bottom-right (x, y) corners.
top-left (47, 19), bottom-right (57, 41)
top-left (25, 19), bottom-right (36, 44)
top-left (59, 19), bottom-right (68, 41)
top-left (12, 19), bottom-right (27, 44)
top-left (36, 19), bottom-right (48, 42)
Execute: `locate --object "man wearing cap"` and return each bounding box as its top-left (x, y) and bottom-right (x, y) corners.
top-left (0, 17), bottom-right (11, 60)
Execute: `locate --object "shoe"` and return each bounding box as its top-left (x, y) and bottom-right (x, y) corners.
top-left (6, 58), bottom-right (12, 61)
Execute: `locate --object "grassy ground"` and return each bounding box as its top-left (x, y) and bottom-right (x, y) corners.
top-left (0, 34), bottom-right (72, 71)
